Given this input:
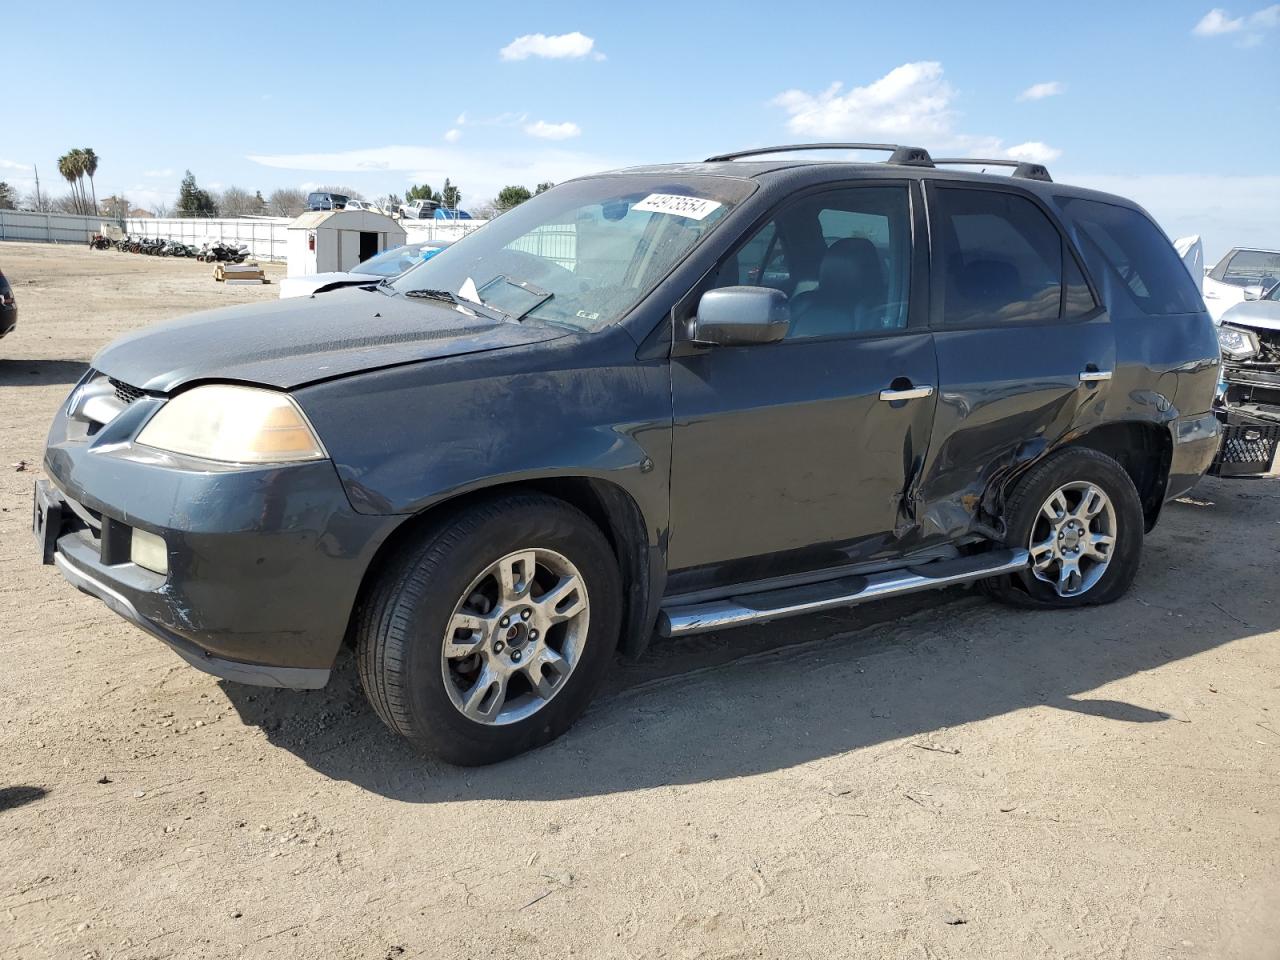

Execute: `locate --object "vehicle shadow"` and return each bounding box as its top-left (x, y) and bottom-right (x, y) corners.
top-left (219, 479), bottom-right (1277, 802)
top-left (0, 359), bottom-right (88, 387)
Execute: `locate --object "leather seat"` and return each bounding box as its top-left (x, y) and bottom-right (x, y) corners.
top-left (789, 238), bottom-right (887, 338)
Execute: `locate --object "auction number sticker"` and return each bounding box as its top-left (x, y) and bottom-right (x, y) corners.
top-left (632, 194), bottom-right (723, 221)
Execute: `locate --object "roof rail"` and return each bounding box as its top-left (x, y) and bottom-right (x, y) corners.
top-left (705, 143), bottom-right (935, 167)
top-left (930, 158), bottom-right (1053, 182)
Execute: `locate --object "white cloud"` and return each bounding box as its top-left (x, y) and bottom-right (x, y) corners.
top-left (499, 31), bottom-right (603, 61)
top-left (1006, 141), bottom-right (1062, 163)
top-left (772, 62), bottom-right (1060, 161)
top-left (1192, 4), bottom-right (1280, 40)
top-left (1193, 7), bottom-right (1245, 33)
top-left (773, 62), bottom-right (955, 140)
top-left (455, 112), bottom-right (467, 125)
top-left (524, 120), bottom-right (581, 140)
top-left (142, 168), bottom-right (174, 178)
top-left (443, 128), bottom-right (462, 143)
top-left (246, 144), bottom-right (617, 203)
top-left (1017, 81), bottom-right (1064, 102)
top-left (0, 158), bottom-right (31, 172)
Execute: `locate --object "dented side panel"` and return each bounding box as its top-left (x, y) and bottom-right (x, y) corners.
top-left (919, 315), bottom-right (1116, 540)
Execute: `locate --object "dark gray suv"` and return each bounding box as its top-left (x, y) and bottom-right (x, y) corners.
top-left (35, 144), bottom-right (1221, 764)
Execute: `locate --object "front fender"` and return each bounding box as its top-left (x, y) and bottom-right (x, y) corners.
top-left (293, 326), bottom-right (673, 552)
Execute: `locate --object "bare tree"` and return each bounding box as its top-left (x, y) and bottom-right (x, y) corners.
top-left (267, 188), bottom-right (307, 218)
top-left (150, 200), bottom-right (172, 218)
top-left (23, 190), bottom-right (56, 212)
top-left (218, 186), bottom-right (264, 217)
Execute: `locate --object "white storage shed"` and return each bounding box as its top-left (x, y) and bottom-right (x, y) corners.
top-left (285, 210), bottom-right (406, 278)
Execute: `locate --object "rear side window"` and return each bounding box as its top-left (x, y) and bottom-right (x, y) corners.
top-left (935, 188), bottom-right (1091, 325)
top-left (1057, 197), bottom-right (1203, 316)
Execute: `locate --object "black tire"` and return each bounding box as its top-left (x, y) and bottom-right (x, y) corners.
top-left (984, 447), bottom-right (1144, 608)
top-left (356, 493), bottom-right (622, 765)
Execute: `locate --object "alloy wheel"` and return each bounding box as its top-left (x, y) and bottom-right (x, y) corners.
top-left (440, 548), bottom-right (590, 725)
top-left (1028, 481), bottom-right (1117, 598)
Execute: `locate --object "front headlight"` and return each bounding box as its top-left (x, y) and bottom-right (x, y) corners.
top-left (136, 384), bottom-right (327, 464)
top-left (1217, 325), bottom-right (1259, 361)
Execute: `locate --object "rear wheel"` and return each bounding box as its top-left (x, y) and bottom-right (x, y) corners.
top-left (985, 447), bottom-right (1144, 608)
top-left (356, 494), bottom-right (621, 765)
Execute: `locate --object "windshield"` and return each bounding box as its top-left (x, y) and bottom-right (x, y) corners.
top-left (390, 175), bottom-right (753, 329)
top-left (354, 241), bottom-right (448, 278)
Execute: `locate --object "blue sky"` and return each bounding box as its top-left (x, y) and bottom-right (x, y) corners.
top-left (5, 0), bottom-right (1277, 257)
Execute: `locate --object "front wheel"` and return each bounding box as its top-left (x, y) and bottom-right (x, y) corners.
top-left (985, 447), bottom-right (1144, 608)
top-left (356, 494), bottom-right (622, 765)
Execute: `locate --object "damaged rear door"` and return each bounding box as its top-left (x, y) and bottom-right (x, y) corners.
top-left (918, 182), bottom-right (1114, 540)
top-left (667, 181), bottom-right (939, 584)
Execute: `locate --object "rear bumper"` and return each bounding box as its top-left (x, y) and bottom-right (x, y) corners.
top-left (0, 304), bottom-right (15, 339)
top-left (1164, 412), bottom-right (1221, 501)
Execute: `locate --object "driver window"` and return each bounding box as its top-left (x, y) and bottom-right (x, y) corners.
top-left (713, 186), bottom-right (911, 339)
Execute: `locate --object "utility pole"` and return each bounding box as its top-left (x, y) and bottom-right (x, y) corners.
top-left (33, 164), bottom-right (42, 210)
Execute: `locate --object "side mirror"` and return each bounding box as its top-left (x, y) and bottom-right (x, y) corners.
top-left (692, 286), bottom-right (790, 347)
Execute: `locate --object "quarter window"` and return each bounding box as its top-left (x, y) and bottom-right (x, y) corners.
top-left (1058, 197), bottom-right (1203, 316)
top-left (936, 188), bottom-right (1085, 325)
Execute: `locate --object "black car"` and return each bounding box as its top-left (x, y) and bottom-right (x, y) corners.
top-left (0, 267), bottom-right (16, 340)
top-left (35, 144), bottom-right (1221, 764)
top-left (306, 191), bottom-right (349, 212)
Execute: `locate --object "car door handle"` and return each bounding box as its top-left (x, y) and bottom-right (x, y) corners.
top-left (1079, 370), bottom-right (1113, 383)
top-left (878, 385), bottom-right (935, 401)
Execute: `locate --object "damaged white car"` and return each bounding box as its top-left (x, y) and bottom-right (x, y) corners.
top-left (1202, 247), bottom-right (1280, 322)
top-left (1213, 279), bottom-right (1280, 478)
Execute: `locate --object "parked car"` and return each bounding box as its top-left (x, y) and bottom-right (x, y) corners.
top-left (432, 207), bottom-right (473, 220)
top-left (0, 267), bottom-right (15, 340)
top-left (1211, 279), bottom-right (1280, 477)
top-left (35, 144), bottom-right (1220, 765)
top-left (1202, 247), bottom-right (1280, 321)
top-left (306, 191), bottom-right (350, 212)
top-left (398, 199), bottom-right (437, 220)
top-left (278, 240), bottom-right (453, 298)
top-left (342, 199), bottom-right (384, 214)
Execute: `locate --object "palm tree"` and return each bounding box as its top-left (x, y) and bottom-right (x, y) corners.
top-left (81, 148), bottom-right (99, 215)
top-left (57, 153), bottom-right (81, 213)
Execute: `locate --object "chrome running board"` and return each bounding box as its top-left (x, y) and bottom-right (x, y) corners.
top-left (658, 548), bottom-right (1029, 638)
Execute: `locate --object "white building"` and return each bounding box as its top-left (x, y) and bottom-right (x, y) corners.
top-left (285, 210), bottom-right (406, 278)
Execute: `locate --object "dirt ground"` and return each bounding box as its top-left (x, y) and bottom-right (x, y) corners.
top-left (1, 240), bottom-right (1277, 960)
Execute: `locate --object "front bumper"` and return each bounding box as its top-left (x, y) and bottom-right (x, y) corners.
top-left (0, 303), bottom-right (15, 339)
top-left (1211, 365), bottom-right (1280, 478)
top-left (40, 386), bottom-right (400, 687)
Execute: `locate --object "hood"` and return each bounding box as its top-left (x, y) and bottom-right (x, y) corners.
top-left (92, 288), bottom-right (570, 393)
top-left (1220, 299), bottom-right (1280, 333)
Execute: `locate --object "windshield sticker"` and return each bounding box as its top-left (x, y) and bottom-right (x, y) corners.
top-left (632, 194), bottom-right (723, 221)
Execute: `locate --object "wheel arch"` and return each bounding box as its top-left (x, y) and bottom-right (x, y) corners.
top-left (1065, 421), bottom-right (1173, 532)
top-left (344, 476), bottom-right (659, 661)
top-left (993, 421), bottom-right (1173, 534)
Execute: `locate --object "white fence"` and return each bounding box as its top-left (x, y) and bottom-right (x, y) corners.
top-left (121, 217), bottom-right (291, 262)
top-left (0, 210), bottom-right (103, 244)
top-left (1, 209), bottom-right (493, 266)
